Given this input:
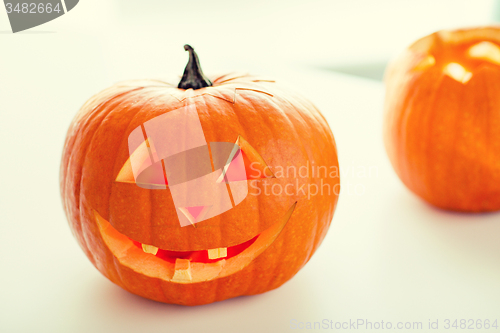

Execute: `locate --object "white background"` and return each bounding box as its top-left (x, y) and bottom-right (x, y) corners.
top-left (1, 1), bottom-right (500, 332)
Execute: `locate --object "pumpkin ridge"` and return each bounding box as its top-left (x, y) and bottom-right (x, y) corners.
top-left (258, 95), bottom-right (316, 273)
top-left (241, 93), bottom-right (276, 240)
top-left (72, 91), bottom-right (138, 257)
top-left (285, 96), bottom-right (334, 261)
top-left (103, 91), bottom-right (163, 220)
top-left (418, 74), bottom-right (446, 199)
top-left (66, 87), bottom-right (144, 213)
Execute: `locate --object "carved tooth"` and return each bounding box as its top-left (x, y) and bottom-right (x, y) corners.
top-left (208, 247), bottom-right (228, 260)
top-left (141, 244), bottom-right (159, 255)
top-left (172, 259), bottom-right (192, 282)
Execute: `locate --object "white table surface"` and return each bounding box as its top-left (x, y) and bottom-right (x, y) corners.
top-left (1, 2), bottom-right (500, 332)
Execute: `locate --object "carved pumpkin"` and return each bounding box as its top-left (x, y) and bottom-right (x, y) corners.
top-left (384, 27), bottom-right (500, 212)
top-left (60, 45), bottom-right (340, 305)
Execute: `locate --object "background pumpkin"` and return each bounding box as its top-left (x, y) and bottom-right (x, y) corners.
top-left (60, 45), bottom-right (340, 305)
top-left (384, 26), bottom-right (500, 213)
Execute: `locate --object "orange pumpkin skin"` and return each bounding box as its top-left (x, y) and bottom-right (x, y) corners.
top-left (384, 27), bottom-right (500, 213)
top-left (60, 73), bottom-right (340, 305)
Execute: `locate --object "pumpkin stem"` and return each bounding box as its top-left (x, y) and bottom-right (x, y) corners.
top-left (178, 45), bottom-right (213, 90)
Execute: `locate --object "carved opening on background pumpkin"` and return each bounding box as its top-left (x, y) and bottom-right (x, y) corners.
top-left (409, 31), bottom-right (500, 79)
top-left (467, 41), bottom-right (500, 65)
top-left (93, 202), bottom-right (296, 283)
top-left (413, 55), bottom-right (436, 71)
top-left (443, 62), bottom-right (473, 84)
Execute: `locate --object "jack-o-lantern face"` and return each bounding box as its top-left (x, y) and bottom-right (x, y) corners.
top-left (60, 46), bottom-right (340, 305)
top-left (98, 105), bottom-right (295, 283)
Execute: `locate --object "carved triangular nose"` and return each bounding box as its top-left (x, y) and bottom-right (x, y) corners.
top-left (179, 205), bottom-right (212, 226)
top-left (185, 206), bottom-right (206, 220)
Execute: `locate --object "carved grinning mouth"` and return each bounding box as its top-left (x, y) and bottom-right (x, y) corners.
top-left (107, 109), bottom-right (288, 283)
top-left (135, 235), bottom-right (259, 263)
top-left (94, 202), bottom-right (296, 284)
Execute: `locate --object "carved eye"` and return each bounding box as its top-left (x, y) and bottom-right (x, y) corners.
top-left (115, 136), bottom-right (273, 187)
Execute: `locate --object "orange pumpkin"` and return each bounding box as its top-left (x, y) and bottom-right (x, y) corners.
top-left (384, 27), bottom-right (500, 212)
top-left (60, 45), bottom-right (340, 305)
